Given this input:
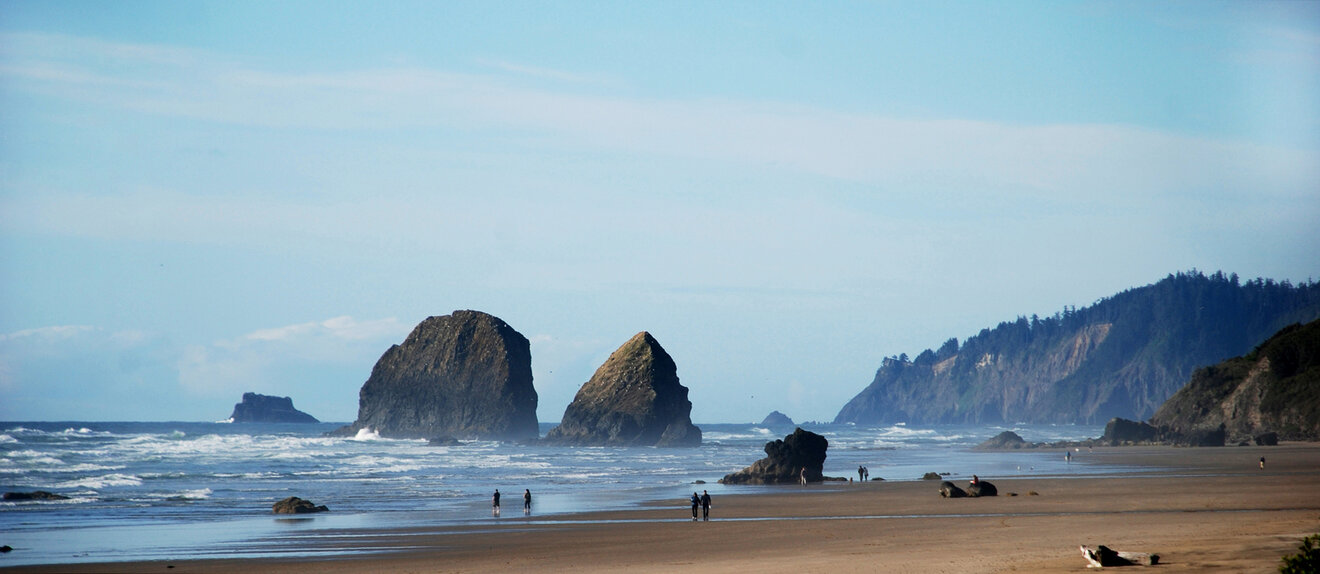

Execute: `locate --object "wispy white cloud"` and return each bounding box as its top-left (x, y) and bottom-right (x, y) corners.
top-left (3, 32), bottom-right (1315, 203)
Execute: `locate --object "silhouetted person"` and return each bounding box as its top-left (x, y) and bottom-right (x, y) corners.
top-left (492, 489), bottom-right (501, 516)
top-left (690, 492), bottom-right (700, 520)
top-left (700, 490), bottom-right (711, 520)
top-left (523, 489), bottom-right (532, 513)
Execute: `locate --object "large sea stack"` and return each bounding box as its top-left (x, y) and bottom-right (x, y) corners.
top-left (332, 310), bottom-right (538, 440)
top-left (229, 392), bottom-right (319, 423)
top-left (543, 332), bottom-right (701, 447)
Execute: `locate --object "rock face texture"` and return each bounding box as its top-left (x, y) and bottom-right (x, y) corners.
top-left (543, 332), bottom-right (700, 447)
top-left (835, 272), bottom-right (1320, 426)
top-left (1150, 319), bottom-right (1320, 443)
top-left (720, 428), bottom-right (828, 485)
top-left (760, 411), bottom-right (795, 426)
top-left (333, 310), bottom-right (539, 440)
top-left (229, 392), bottom-right (319, 423)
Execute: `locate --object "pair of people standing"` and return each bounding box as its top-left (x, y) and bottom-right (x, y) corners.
top-left (857, 465), bottom-right (869, 482)
top-left (492, 489), bottom-right (532, 515)
top-left (689, 490), bottom-right (712, 520)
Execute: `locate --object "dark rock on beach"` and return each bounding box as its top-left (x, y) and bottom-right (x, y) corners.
top-left (3, 491), bottom-right (69, 501)
top-left (1102, 417), bottom-right (1160, 445)
top-left (1255, 432), bottom-right (1279, 446)
top-left (331, 310), bottom-right (539, 441)
top-left (229, 392), bottom-right (319, 423)
top-left (760, 410), bottom-right (795, 426)
top-left (938, 481), bottom-right (966, 498)
top-left (967, 480), bottom-right (998, 497)
top-left (720, 427), bottom-right (828, 485)
top-left (543, 332), bottom-right (701, 447)
top-left (272, 496), bottom-right (328, 514)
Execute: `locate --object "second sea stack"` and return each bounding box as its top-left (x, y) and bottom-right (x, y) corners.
top-left (333, 310), bottom-right (539, 441)
top-left (543, 332), bottom-right (701, 447)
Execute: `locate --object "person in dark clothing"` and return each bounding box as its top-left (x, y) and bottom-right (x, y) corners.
top-left (700, 490), bottom-right (711, 520)
top-left (690, 492), bottom-right (700, 521)
top-left (492, 489), bottom-right (501, 516)
top-left (523, 489), bottom-right (532, 513)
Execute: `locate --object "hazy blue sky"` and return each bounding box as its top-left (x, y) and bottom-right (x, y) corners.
top-left (2, 1), bottom-right (1318, 424)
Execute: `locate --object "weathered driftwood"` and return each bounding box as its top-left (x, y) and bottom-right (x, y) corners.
top-left (1080, 545), bottom-right (1159, 567)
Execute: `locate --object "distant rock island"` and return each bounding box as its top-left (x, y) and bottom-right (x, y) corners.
top-left (1149, 318), bottom-right (1320, 443)
top-left (542, 331), bottom-right (701, 447)
top-left (229, 392), bottom-right (319, 423)
top-left (836, 271), bottom-right (1320, 426)
top-left (760, 411), bottom-right (794, 426)
top-left (720, 427), bottom-right (828, 484)
top-left (331, 310), bottom-right (539, 441)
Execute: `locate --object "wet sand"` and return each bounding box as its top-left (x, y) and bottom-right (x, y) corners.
top-left (6, 443), bottom-right (1319, 573)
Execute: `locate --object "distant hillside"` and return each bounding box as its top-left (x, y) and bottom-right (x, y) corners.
top-left (1150, 319), bottom-right (1320, 442)
top-left (835, 271), bottom-right (1320, 425)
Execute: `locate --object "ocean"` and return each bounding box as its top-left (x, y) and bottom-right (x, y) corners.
top-left (0, 421), bottom-right (1122, 566)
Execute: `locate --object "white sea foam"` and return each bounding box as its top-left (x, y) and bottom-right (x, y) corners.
top-left (56, 473), bottom-right (144, 489)
top-left (0, 434), bottom-right (17, 444)
top-left (352, 427), bottom-right (381, 441)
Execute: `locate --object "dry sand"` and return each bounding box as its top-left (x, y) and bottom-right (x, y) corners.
top-left (6, 443), bottom-right (1319, 573)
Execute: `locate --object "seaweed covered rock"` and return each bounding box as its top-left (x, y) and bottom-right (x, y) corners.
top-left (332, 310), bottom-right (538, 440)
top-left (272, 496), bottom-right (328, 514)
top-left (543, 332), bottom-right (700, 447)
top-left (719, 427), bottom-right (828, 485)
top-left (939, 481), bottom-right (966, 498)
top-left (976, 431), bottom-right (1027, 449)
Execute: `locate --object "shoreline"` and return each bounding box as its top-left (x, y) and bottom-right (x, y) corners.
top-left (5, 443), bottom-right (1319, 573)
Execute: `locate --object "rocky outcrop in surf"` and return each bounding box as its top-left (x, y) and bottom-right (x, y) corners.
top-left (331, 310), bottom-right (539, 441)
top-left (719, 427), bottom-right (828, 485)
top-left (229, 392), bottom-right (319, 423)
top-left (760, 411), bottom-right (795, 426)
top-left (543, 332), bottom-right (700, 447)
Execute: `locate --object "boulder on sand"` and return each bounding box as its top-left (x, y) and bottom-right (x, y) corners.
top-left (967, 480), bottom-right (998, 497)
top-left (939, 481), bottom-right (967, 498)
top-left (719, 427), bottom-right (828, 485)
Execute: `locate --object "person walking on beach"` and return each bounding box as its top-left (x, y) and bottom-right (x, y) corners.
top-left (523, 489), bottom-right (532, 513)
top-left (863, 466), bottom-right (869, 481)
top-left (858, 465), bottom-right (864, 482)
top-left (799, 467), bottom-right (807, 486)
top-left (700, 490), bottom-right (711, 520)
top-left (690, 492), bottom-right (700, 521)
top-left (492, 489), bottom-right (501, 516)
top-left (1260, 456), bottom-right (1266, 469)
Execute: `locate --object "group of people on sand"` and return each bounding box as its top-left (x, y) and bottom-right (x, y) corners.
top-left (491, 488), bottom-right (532, 516)
top-left (689, 490), bottom-right (712, 520)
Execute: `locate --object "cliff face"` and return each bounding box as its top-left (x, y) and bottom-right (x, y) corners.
top-left (229, 392), bottom-right (319, 423)
top-left (543, 332), bottom-right (701, 447)
top-left (1150, 319), bottom-right (1320, 442)
top-left (836, 272), bottom-right (1320, 425)
top-left (335, 310), bottom-right (538, 440)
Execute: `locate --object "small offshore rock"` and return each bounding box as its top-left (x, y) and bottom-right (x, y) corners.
top-left (272, 496), bottom-right (329, 514)
top-left (922, 472), bottom-right (942, 480)
top-left (3, 491), bottom-right (69, 501)
top-left (976, 431), bottom-right (1027, 450)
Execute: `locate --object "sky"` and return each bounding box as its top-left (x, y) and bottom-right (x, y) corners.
top-left (1, 1), bottom-right (1318, 424)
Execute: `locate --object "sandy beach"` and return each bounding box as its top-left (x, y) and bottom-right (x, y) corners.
top-left (6, 443), bottom-right (1320, 574)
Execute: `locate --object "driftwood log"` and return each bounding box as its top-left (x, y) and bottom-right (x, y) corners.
top-left (1080, 545), bottom-right (1159, 567)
